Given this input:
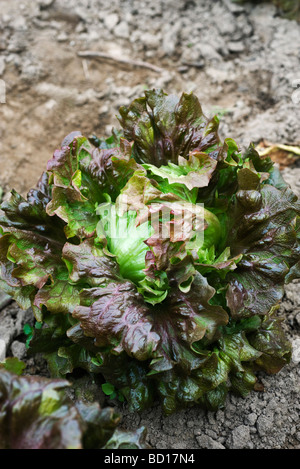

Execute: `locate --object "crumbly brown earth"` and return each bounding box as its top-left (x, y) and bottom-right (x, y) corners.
top-left (0, 0), bottom-right (299, 449)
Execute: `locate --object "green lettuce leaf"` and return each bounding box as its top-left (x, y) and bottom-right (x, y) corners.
top-left (143, 150), bottom-right (218, 203)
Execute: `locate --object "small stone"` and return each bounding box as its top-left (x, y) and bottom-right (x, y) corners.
top-left (57, 32), bottom-right (68, 42)
top-left (177, 66), bottom-right (189, 73)
top-left (0, 339), bottom-right (6, 362)
top-left (196, 434), bottom-right (225, 449)
top-left (10, 16), bottom-right (27, 31)
top-left (181, 46), bottom-right (204, 68)
top-left (44, 99), bottom-right (58, 110)
top-left (227, 41), bottom-right (245, 53)
top-left (216, 11), bottom-right (236, 35)
top-left (245, 412), bottom-right (258, 426)
top-left (231, 425), bottom-right (251, 449)
top-left (98, 104), bottom-right (109, 115)
top-left (223, 0), bottom-right (246, 13)
top-left (171, 442), bottom-right (187, 449)
top-left (114, 21), bottom-right (130, 39)
top-left (0, 38), bottom-right (7, 51)
top-left (141, 32), bottom-right (161, 49)
top-left (104, 13), bottom-right (119, 31)
top-left (291, 338), bottom-right (300, 364)
top-left (295, 311), bottom-right (300, 327)
top-left (37, 0), bottom-right (55, 8)
top-left (0, 326), bottom-right (13, 347)
top-left (199, 44), bottom-right (222, 61)
top-left (161, 20), bottom-right (182, 56)
top-left (256, 415), bottom-right (274, 437)
top-left (11, 340), bottom-right (27, 360)
top-left (2, 15), bottom-right (11, 24)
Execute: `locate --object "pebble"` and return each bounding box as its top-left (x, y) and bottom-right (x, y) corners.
top-left (141, 32), bottom-right (162, 50)
top-left (196, 434), bottom-right (225, 449)
top-left (295, 311), bottom-right (300, 327)
top-left (7, 35), bottom-right (27, 53)
top-left (0, 37), bottom-right (6, 51)
top-left (10, 16), bottom-right (27, 31)
top-left (37, 0), bottom-right (55, 7)
top-left (57, 32), bottom-right (68, 42)
top-left (11, 340), bottom-right (27, 360)
top-left (256, 415), bottom-right (274, 437)
top-left (227, 41), bottom-right (245, 53)
top-left (216, 12), bottom-right (236, 36)
top-left (0, 326), bottom-right (13, 349)
top-left (0, 339), bottom-right (6, 362)
top-left (223, 0), bottom-right (246, 13)
top-left (98, 104), bottom-right (109, 115)
top-left (104, 13), bottom-right (120, 31)
top-left (114, 21), bottom-right (130, 39)
top-left (245, 412), bottom-right (258, 426)
top-left (291, 338), bottom-right (300, 364)
top-left (231, 425), bottom-right (251, 449)
top-left (161, 21), bottom-right (181, 56)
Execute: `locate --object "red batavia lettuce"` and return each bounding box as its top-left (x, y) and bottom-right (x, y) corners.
top-left (0, 89), bottom-right (299, 414)
top-left (0, 367), bottom-right (148, 449)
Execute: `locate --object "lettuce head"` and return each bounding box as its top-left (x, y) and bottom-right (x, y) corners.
top-left (0, 89), bottom-right (298, 414)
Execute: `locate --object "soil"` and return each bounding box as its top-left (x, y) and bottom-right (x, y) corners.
top-left (0, 0), bottom-right (299, 449)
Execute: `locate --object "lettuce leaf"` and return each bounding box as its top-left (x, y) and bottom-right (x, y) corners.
top-left (0, 369), bottom-right (147, 449)
top-left (118, 89), bottom-right (220, 166)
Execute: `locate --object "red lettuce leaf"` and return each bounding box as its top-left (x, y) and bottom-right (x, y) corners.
top-left (118, 89), bottom-right (220, 166)
top-left (73, 272), bottom-right (228, 371)
top-left (226, 182), bottom-right (300, 318)
top-left (0, 369), bottom-right (146, 449)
